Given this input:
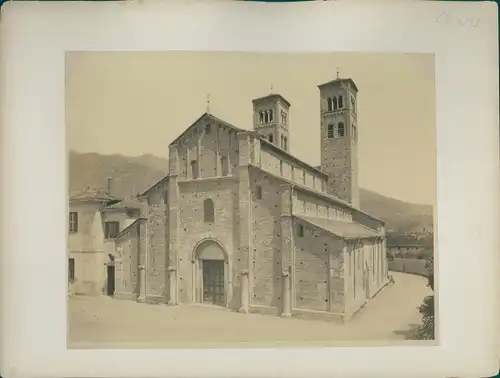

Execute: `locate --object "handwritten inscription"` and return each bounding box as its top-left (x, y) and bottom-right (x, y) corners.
top-left (436, 11), bottom-right (481, 28)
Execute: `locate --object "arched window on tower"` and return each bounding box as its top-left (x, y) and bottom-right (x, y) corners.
top-left (336, 123), bottom-right (345, 138)
top-left (269, 109), bottom-right (274, 122)
top-left (327, 124), bottom-right (335, 139)
top-left (352, 123), bottom-right (357, 141)
top-left (283, 137), bottom-right (288, 150)
top-left (281, 135), bottom-right (284, 148)
top-left (259, 111), bottom-right (264, 124)
top-left (333, 97), bottom-right (338, 110)
top-left (327, 98), bottom-right (333, 112)
top-left (338, 96), bottom-right (344, 109)
top-left (191, 160), bottom-right (199, 179)
top-left (264, 111), bottom-right (269, 123)
top-left (203, 199), bottom-right (215, 223)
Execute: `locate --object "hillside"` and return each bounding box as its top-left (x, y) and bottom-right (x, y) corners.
top-left (68, 151), bottom-right (433, 238)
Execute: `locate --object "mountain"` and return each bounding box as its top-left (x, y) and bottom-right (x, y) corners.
top-left (68, 151), bottom-right (168, 199)
top-left (68, 151), bottom-right (433, 238)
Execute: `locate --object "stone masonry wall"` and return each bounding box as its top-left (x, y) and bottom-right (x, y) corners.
top-left (145, 181), bottom-right (169, 301)
top-left (293, 218), bottom-right (345, 313)
top-left (249, 168), bottom-right (282, 309)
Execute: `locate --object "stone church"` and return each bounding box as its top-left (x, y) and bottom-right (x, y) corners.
top-left (69, 75), bottom-right (389, 322)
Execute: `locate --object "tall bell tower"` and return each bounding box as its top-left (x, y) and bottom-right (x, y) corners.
top-left (252, 93), bottom-right (291, 152)
top-left (319, 74), bottom-right (359, 208)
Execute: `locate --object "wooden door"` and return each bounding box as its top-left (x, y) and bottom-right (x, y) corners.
top-left (202, 260), bottom-right (225, 305)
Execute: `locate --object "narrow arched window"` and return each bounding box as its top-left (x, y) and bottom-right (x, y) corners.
top-left (333, 97), bottom-right (338, 110)
top-left (268, 134), bottom-right (274, 143)
top-left (255, 185), bottom-right (262, 200)
top-left (191, 160), bottom-right (199, 179)
top-left (327, 124), bottom-right (334, 139)
top-left (338, 96), bottom-right (344, 109)
top-left (297, 224), bottom-right (304, 237)
top-left (220, 156), bottom-right (229, 176)
top-left (281, 135), bottom-right (284, 148)
top-left (327, 98), bottom-right (333, 112)
top-left (283, 137), bottom-right (288, 150)
top-left (337, 122), bottom-right (345, 137)
top-left (259, 111), bottom-right (264, 124)
top-left (269, 109), bottom-right (274, 122)
top-left (264, 111), bottom-right (269, 123)
top-left (204, 199), bottom-right (215, 223)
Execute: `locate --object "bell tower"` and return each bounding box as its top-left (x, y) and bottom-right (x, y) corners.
top-left (318, 75), bottom-right (359, 208)
top-left (252, 93), bottom-right (291, 152)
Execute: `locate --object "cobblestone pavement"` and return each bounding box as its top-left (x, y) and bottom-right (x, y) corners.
top-left (68, 272), bottom-right (433, 348)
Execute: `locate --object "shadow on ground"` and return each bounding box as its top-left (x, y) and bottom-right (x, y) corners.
top-left (392, 323), bottom-right (419, 340)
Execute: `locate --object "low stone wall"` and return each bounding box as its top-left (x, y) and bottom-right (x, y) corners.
top-left (388, 258), bottom-right (428, 277)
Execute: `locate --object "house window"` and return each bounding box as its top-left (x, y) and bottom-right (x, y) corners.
top-left (338, 96), bottom-right (344, 109)
top-left (204, 199), bottom-right (215, 223)
top-left (268, 134), bottom-right (274, 143)
top-left (283, 137), bottom-right (288, 150)
top-left (191, 160), bottom-right (199, 179)
top-left (68, 258), bottom-right (75, 283)
top-left (220, 156), bottom-right (229, 176)
top-left (297, 224), bottom-right (304, 237)
top-left (327, 124), bottom-right (334, 139)
top-left (69, 212), bottom-right (78, 233)
top-left (255, 185), bottom-right (262, 199)
top-left (105, 221), bottom-right (120, 239)
top-left (336, 123), bottom-right (345, 138)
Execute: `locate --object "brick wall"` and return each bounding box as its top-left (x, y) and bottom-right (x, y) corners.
top-left (145, 182), bottom-right (169, 300)
top-left (293, 218), bottom-right (344, 312)
top-left (177, 177), bottom-right (238, 304)
top-left (249, 168), bottom-right (282, 308)
top-left (114, 221), bottom-right (139, 298)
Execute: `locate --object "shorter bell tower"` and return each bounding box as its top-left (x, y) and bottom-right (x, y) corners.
top-left (252, 93), bottom-right (291, 152)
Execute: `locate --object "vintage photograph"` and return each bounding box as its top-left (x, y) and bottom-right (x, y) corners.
top-left (66, 51), bottom-right (436, 348)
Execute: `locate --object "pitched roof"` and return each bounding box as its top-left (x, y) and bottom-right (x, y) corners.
top-left (141, 174), bottom-right (170, 196)
top-left (105, 196), bottom-right (142, 210)
top-left (296, 215), bottom-right (384, 239)
top-left (69, 188), bottom-right (119, 202)
top-left (318, 77), bottom-right (359, 92)
top-left (252, 93), bottom-right (291, 108)
top-left (169, 112), bottom-right (248, 146)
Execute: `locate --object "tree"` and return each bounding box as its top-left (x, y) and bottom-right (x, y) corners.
top-left (412, 256), bottom-right (435, 340)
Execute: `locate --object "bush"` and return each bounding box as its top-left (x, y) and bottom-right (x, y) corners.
top-left (412, 256), bottom-right (434, 340)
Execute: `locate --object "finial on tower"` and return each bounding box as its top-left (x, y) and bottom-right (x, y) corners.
top-left (336, 67), bottom-right (340, 79)
top-left (206, 94), bottom-right (211, 114)
top-left (270, 83), bottom-right (274, 92)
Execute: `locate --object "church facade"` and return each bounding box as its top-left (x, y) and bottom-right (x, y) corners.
top-left (76, 76), bottom-right (389, 322)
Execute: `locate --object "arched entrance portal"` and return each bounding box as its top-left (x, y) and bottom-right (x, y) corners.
top-left (192, 239), bottom-right (230, 307)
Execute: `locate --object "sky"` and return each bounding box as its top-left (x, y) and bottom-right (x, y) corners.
top-left (66, 51), bottom-right (436, 205)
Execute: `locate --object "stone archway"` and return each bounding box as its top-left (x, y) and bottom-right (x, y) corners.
top-left (192, 239), bottom-right (232, 307)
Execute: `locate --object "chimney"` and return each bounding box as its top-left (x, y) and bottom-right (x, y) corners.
top-left (107, 177), bottom-right (113, 196)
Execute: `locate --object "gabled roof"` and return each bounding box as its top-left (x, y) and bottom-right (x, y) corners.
top-left (318, 78), bottom-right (359, 93)
top-left (169, 112), bottom-right (247, 146)
top-left (69, 188), bottom-right (119, 202)
top-left (252, 93), bottom-right (291, 108)
top-left (296, 215), bottom-right (383, 239)
top-left (105, 196), bottom-right (142, 210)
top-left (141, 174), bottom-right (170, 197)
